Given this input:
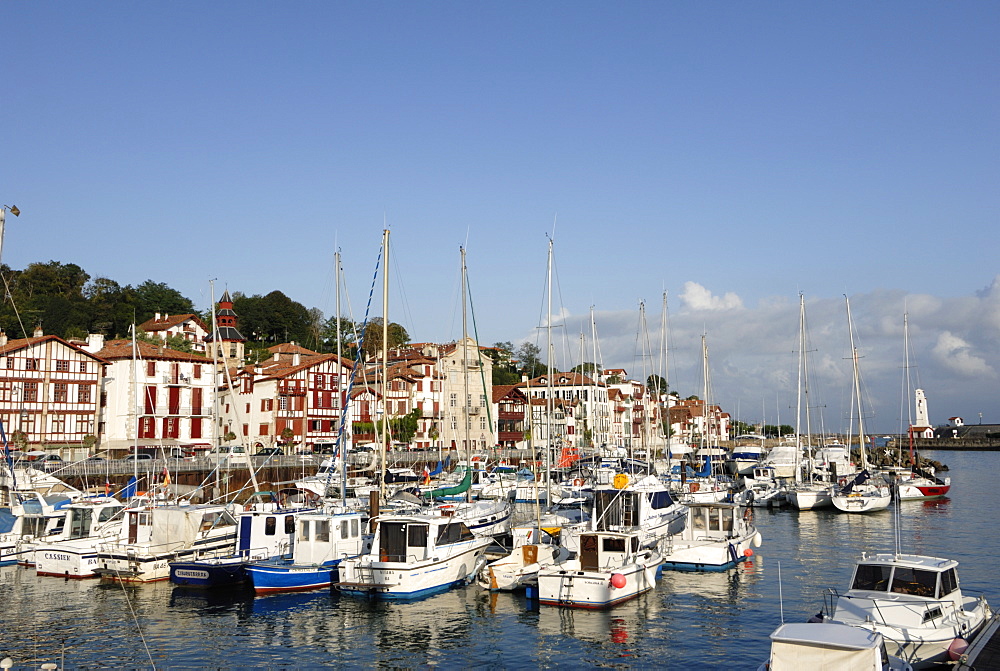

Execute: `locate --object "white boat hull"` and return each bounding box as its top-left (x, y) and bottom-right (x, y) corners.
top-left (534, 549), bottom-right (661, 609)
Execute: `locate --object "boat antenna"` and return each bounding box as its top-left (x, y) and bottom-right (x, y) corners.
top-left (778, 561), bottom-right (785, 623)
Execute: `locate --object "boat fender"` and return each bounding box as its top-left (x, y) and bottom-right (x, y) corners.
top-left (752, 531), bottom-right (762, 548)
top-left (610, 573), bottom-right (627, 589)
top-left (948, 637), bottom-right (969, 661)
top-left (573, 478), bottom-right (584, 487)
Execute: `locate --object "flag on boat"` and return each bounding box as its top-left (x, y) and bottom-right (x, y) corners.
top-left (162, 467), bottom-right (171, 486)
top-left (121, 475), bottom-right (138, 500)
top-left (423, 465), bottom-right (431, 485)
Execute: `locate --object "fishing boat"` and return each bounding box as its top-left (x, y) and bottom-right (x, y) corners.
top-left (31, 496), bottom-right (126, 578)
top-left (476, 531), bottom-right (571, 592)
top-left (169, 492), bottom-right (315, 588)
top-left (587, 473), bottom-right (687, 550)
top-left (336, 511), bottom-right (492, 600)
top-left (244, 507), bottom-right (367, 594)
top-left (531, 530), bottom-right (662, 609)
top-left (815, 552), bottom-right (992, 668)
top-left (93, 503), bottom-right (238, 582)
top-left (0, 491), bottom-right (73, 565)
top-left (659, 502), bottom-right (762, 572)
top-left (758, 622), bottom-right (913, 671)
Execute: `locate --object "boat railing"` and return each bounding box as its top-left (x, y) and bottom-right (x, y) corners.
top-left (831, 588), bottom-right (968, 626)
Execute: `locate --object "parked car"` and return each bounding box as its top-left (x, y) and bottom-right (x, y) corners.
top-left (207, 444), bottom-right (250, 464)
top-left (255, 446), bottom-right (283, 456)
top-left (86, 456), bottom-right (106, 462)
top-left (124, 453), bottom-right (153, 461)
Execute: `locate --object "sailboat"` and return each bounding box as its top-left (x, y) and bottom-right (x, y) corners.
top-left (830, 297), bottom-right (891, 514)
top-left (894, 314), bottom-right (951, 501)
top-left (785, 294), bottom-right (834, 511)
top-left (336, 235), bottom-right (494, 600)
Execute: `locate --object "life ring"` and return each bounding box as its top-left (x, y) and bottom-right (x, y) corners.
top-left (689, 482), bottom-right (700, 493)
top-left (743, 507), bottom-right (754, 524)
top-left (573, 478), bottom-right (584, 487)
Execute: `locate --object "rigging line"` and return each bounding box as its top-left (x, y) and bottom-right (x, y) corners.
top-left (325, 237), bottom-right (383, 491)
top-left (465, 266), bottom-right (494, 431)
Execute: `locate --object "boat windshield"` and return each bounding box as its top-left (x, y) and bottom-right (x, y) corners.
top-left (852, 563), bottom-right (892, 591)
top-left (890, 566), bottom-right (937, 597)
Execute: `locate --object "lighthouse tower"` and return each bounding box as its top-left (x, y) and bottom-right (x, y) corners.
top-left (911, 389), bottom-right (935, 439)
top-left (205, 290), bottom-right (246, 369)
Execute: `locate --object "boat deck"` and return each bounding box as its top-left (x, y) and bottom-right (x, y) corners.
top-left (958, 609), bottom-right (1000, 670)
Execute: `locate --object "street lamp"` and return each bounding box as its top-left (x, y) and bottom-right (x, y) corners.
top-left (0, 204), bottom-right (20, 267)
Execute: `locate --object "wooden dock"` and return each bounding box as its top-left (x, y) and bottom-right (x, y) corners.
top-left (957, 609), bottom-right (1000, 670)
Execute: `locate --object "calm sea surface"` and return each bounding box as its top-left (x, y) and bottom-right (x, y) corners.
top-left (1, 449), bottom-right (995, 670)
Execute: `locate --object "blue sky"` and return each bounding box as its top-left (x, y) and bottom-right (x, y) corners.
top-left (2, 3), bottom-right (998, 432)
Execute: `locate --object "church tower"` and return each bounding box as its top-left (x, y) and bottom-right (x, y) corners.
top-left (205, 290), bottom-right (246, 368)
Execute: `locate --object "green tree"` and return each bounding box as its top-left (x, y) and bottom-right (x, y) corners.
top-left (134, 280), bottom-right (195, 324)
top-left (359, 318), bottom-right (409, 360)
top-left (570, 362), bottom-right (601, 378)
top-left (646, 374), bottom-right (668, 395)
top-left (516, 341), bottom-right (546, 378)
top-left (487, 341), bottom-right (520, 385)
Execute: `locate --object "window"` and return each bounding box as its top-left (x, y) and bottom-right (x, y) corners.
top-left (79, 361), bottom-right (87, 373)
top-left (55, 360), bottom-right (70, 372)
top-left (259, 424), bottom-right (269, 436)
top-left (5, 358), bottom-right (12, 369)
top-left (891, 567), bottom-right (937, 597)
top-left (191, 417), bottom-right (202, 439)
top-left (147, 361), bottom-right (155, 377)
top-left (940, 568), bottom-right (958, 597)
top-left (284, 516), bottom-right (295, 535)
top-left (449, 393), bottom-right (457, 407)
top-left (78, 386), bottom-right (91, 404)
top-left (314, 520), bottom-right (330, 542)
top-left (25, 358), bottom-right (39, 371)
top-left (245, 403), bottom-right (250, 414)
top-left (852, 564), bottom-right (893, 591)
top-left (51, 415), bottom-right (66, 434)
top-left (54, 383), bottom-right (68, 402)
top-left (194, 365), bottom-right (201, 379)
top-left (279, 397), bottom-right (287, 411)
top-left (480, 417), bottom-right (487, 431)
top-left (264, 517), bottom-right (276, 536)
top-left (140, 416), bottom-right (155, 439)
top-left (23, 382), bottom-right (38, 402)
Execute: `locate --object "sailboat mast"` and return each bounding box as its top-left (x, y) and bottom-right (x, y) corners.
top-left (336, 251), bottom-right (347, 503)
top-left (846, 297), bottom-right (868, 470)
top-left (461, 246), bottom-right (472, 503)
top-left (794, 294), bottom-right (804, 484)
top-left (545, 237), bottom-right (553, 505)
top-left (379, 229), bottom-right (389, 503)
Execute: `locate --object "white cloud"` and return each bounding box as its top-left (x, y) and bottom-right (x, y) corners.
top-left (678, 282), bottom-right (744, 311)
top-left (931, 331), bottom-right (997, 378)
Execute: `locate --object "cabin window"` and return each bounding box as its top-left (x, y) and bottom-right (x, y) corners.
top-left (408, 524), bottom-right (428, 548)
top-left (351, 518), bottom-right (359, 537)
top-left (940, 568), bottom-right (958, 597)
top-left (340, 520), bottom-right (349, 539)
top-left (852, 564), bottom-right (892, 591)
top-left (891, 567), bottom-right (937, 597)
top-left (602, 537), bottom-right (626, 553)
top-left (708, 511), bottom-right (722, 532)
top-left (285, 516), bottom-right (295, 535)
top-left (315, 520), bottom-right (330, 542)
top-left (264, 517), bottom-right (277, 536)
top-left (922, 606), bottom-right (943, 623)
top-left (98, 506), bottom-right (122, 524)
top-left (70, 509), bottom-right (93, 539)
top-left (436, 522), bottom-right (474, 545)
top-left (299, 520), bottom-right (310, 541)
top-left (691, 509), bottom-right (707, 531)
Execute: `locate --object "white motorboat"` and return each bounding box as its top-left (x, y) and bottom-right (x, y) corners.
top-left (816, 552), bottom-right (992, 668)
top-left (531, 530), bottom-right (661, 609)
top-left (586, 473), bottom-right (687, 550)
top-left (31, 497), bottom-right (126, 578)
top-left (0, 491), bottom-right (72, 565)
top-left (785, 481), bottom-right (834, 510)
top-left (659, 502), bottom-right (762, 572)
top-left (477, 531), bottom-right (571, 591)
top-left (336, 511), bottom-right (492, 600)
top-left (757, 622), bottom-right (913, 671)
top-left (831, 469), bottom-right (892, 513)
top-left (94, 503), bottom-right (239, 582)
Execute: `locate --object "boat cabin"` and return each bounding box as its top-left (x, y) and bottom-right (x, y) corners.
top-left (123, 504), bottom-right (238, 547)
top-left (375, 516), bottom-right (475, 563)
top-left (293, 511), bottom-right (366, 565)
top-left (765, 622), bottom-right (896, 671)
top-left (58, 498), bottom-right (124, 541)
top-left (579, 532), bottom-right (641, 572)
top-left (849, 553), bottom-right (961, 601)
top-left (681, 502), bottom-right (742, 541)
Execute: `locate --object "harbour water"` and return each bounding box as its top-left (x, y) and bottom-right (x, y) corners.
top-left (2, 449), bottom-right (996, 669)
